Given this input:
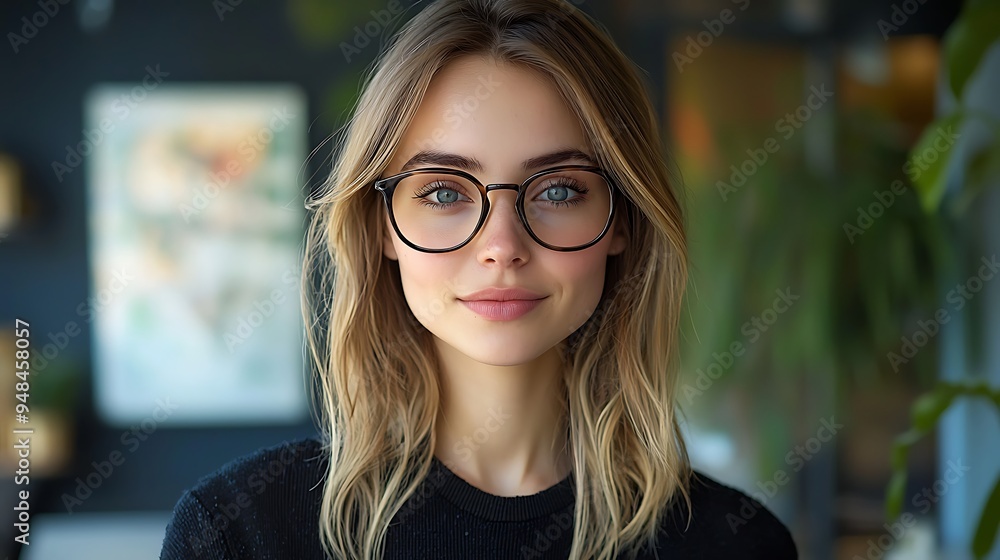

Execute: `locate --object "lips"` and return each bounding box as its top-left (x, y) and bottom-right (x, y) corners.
top-left (458, 287), bottom-right (546, 302)
top-left (457, 287), bottom-right (547, 321)
top-left (459, 298), bottom-right (545, 321)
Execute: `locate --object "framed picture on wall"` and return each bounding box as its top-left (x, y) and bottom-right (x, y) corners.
top-left (85, 83), bottom-right (309, 427)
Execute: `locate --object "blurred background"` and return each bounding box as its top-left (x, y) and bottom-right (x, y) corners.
top-left (0, 0), bottom-right (998, 558)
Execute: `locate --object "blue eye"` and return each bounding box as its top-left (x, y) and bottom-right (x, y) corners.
top-left (544, 186), bottom-right (570, 201)
top-left (413, 180), bottom-right (473, 208)
top-left (535, 180), bottom-right (589, 207)
top-left (431, 188), bottom-right (459, 203)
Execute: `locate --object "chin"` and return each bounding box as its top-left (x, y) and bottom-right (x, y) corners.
top-left (454, 339), bottom-right (551, 367)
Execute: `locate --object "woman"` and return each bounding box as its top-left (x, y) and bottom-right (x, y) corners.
top-left (160, 0), bottom-right (798, 558)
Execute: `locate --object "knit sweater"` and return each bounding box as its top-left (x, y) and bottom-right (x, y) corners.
top-left (159, 437), bottom-right (798, 559)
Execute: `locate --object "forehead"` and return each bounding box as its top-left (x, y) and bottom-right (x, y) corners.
top-left (389, 55), bottom-right (590, 173)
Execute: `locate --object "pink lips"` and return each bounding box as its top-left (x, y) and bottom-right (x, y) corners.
top-left (460, 298), bottom-right (545, 321)
top-left (458, 287), bottom-right (547, 321)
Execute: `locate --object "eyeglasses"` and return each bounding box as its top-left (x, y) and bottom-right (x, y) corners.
top-left (374, 165), bottom-right (619, 253)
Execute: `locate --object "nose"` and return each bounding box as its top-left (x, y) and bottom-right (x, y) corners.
top-left (475, 184), bottom-right (532, 259)
top-left (481, 184), bottom-right (524, 229)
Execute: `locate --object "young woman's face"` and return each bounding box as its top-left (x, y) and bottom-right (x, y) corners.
top-left (382, 55), bottom-right (627, 366)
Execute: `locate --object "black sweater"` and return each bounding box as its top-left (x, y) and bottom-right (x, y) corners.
top-left (159, 437), bottom-right (798, 559)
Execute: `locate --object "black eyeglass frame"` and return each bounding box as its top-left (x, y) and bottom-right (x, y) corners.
top-left (373, 164), bottom-right (620, 253)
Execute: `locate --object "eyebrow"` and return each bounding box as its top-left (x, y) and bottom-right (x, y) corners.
top-left (398, 148), bottom-right (597, 173)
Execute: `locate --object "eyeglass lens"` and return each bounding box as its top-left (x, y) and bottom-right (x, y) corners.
top-left (390, 170), bottom-right (612, 250)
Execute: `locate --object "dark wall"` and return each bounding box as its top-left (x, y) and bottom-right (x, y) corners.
top-left (0, 0), bottom-right (367, 519)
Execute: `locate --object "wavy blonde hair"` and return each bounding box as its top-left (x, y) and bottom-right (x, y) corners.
top-left (301, 0), bottom-right (691, 558)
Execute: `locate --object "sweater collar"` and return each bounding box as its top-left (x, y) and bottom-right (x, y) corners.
top-left (427, 455), bottom-right (575, 522)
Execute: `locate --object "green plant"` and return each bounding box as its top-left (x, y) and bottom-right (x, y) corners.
top-left (909, 0), bottom-right (1000, 216)
top-left (884, 0), bottom-right (1000, 557)
top-left (887, 383), bottom-right (1000, 557)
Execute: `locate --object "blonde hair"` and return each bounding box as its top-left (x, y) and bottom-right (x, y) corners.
top-left (301, 0), bottom-right (691, 558)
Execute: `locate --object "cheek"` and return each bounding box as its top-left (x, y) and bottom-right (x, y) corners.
top-left (396, 253), bottom-right (436, 296)
top-left (395, 253), bottom-right (462, 323)
top-left (552, 252), bottom-right (611, 327)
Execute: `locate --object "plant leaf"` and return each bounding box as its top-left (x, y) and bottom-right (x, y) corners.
top-left (911, 385), bottom-right (959, 432)
top-left (886, 470), bottom-right (908, 520)
top-left (908, 113), bottom-right (964, 213)
top-left (891, 430), bottom-right (923, 471)
top-left (944, 1), bottom-right (1000, 99)
top-left (973, 473), bottom-right (1000, 558)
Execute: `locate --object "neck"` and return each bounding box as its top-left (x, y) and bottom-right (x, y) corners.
top-left (432, 339), bottom-right (572, 497)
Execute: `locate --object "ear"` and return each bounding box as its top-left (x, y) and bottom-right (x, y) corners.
top-left (606, 213), bottom-right (627, 257)
top-left (382, 214), bottom-right (399, 261)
